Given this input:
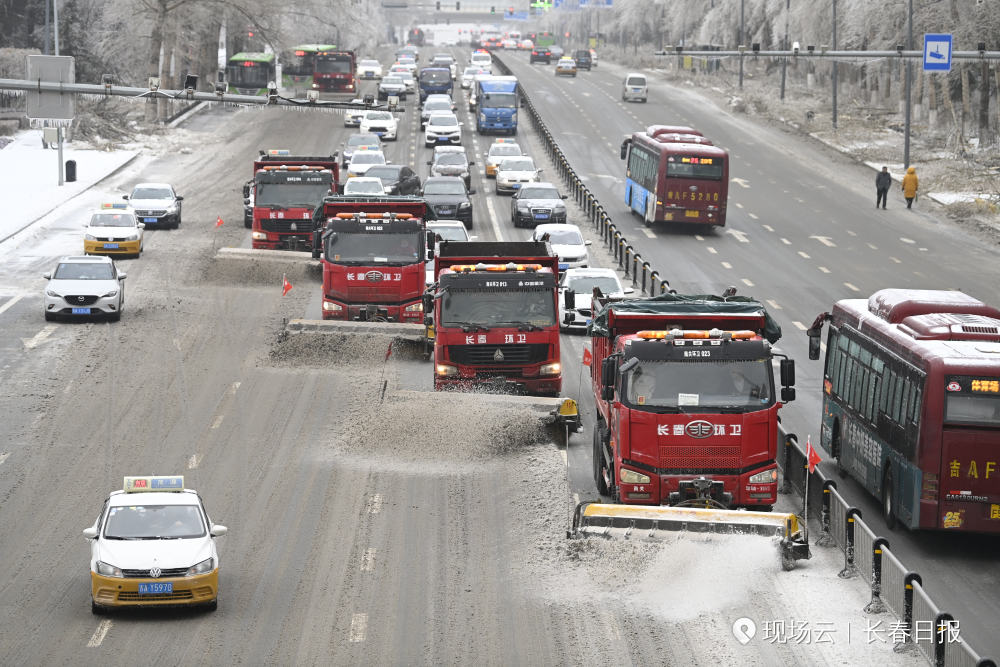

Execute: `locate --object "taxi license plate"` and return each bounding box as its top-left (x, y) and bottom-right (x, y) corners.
top-left (138, 582), bottom-right (173, 595)
top-left (72, 307), bottom-right (91, 315)
top-left (103, 243), bottom-right (119, 249)
top-left (143, 217), bottom-right (157, 223)
top-left (685, 210), bottom-right (700, 218)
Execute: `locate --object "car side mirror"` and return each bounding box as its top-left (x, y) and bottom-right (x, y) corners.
top-left (427, 160), bottom-right (433, 165)
top-left (601, 357), bottom-right (616, 388)
top-left (244, 198), bottom-right (251, 205)
top-left (122, 195), bottom-right (129, 200)
top-left (43, 272), bottom-right (51, 280)
top-left (176, 196), bottom-right (184, 201)
top-left (561, 194), bottom-right (568, 199)
top-left (468, 160), bottom-right (475, 166)
top-left (118, 272), bottom-right (127, 280)
top-left (422, 292), bottom-right (433, 314)
top-left (210, 524), bottom-right (228, 537)
top-left (564, 288), bottom-right (576, 310)
top-left (623, 287), bottom-right (634, 294)
top-left (585, 240), bottom-right (592, 246)
top-left (468, 187), bottom-right (476, 194)
top-left (83, 527), bottom-right (98, 539)
top-left (781, 387), bottom-right (796, 402)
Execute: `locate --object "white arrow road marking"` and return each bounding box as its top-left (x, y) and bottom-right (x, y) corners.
top-left (22, 324), bottom-right (57, 350)
top-left (725, 229), bottom-right (750, 243)
top-left (349, 613), bottom-right (368, 642)
top-left (810, 235), bottom-right (836, 247)
top-left (731, 177), bottom-right (750, 189)
top-left (87, 620), bottom-right (112, 647)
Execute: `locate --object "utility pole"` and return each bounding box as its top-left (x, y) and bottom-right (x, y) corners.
top-left (738, 0), bottom-right (745, 88)
top-left (780, 0), bottom-right (789, 100)
top-left (44, 0), bottom-right (50, 55)
top-left (832, 0), bottom-right (838, 129)
top-left (903, 0), bottom-right (913, 168)
top-left (54, 0), bottom-right (63, 186)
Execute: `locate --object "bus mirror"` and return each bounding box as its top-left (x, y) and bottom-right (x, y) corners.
top-left (807, 332), bottom-right (821, 360)
top-left (781, 387), bottom-right (796, 403)
top-left (619, 138), bottom-right (631, 160)
top-left (601, 358), bottom-right (616, 388)
top-left (780, 358), bottom-right (795, 387)
top-left (564, 288), bottom-right (576, 310)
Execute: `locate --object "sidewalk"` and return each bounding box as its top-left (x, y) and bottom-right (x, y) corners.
top-left (0, 129), bottom-right (139, 243)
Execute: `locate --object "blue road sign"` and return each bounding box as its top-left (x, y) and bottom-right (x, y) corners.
top-left (923, 33), bottom-right (952, 72)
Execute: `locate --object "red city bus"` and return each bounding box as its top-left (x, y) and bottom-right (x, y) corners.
top-left (620, 125), bottom-right (729, 227)
top-left (313, 50), bottom-right (357, 93)
top-left (807, 289), bottom-right (1000, 533)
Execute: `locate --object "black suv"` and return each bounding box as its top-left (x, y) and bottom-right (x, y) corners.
top-left (573, 49), bottom-right (592, 70)
top-left (530, 48), bottom-right (551, 64)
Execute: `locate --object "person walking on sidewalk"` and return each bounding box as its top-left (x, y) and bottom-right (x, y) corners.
top-left (902, 166), bottom-right (919, 209)
top-left (875, 166), bottom-right (891, 209)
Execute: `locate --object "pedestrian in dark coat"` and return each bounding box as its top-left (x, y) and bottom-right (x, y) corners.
top-left (875, 166), bottom-right (891, 209)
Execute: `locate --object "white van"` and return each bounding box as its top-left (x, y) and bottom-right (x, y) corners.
top-left (622, 73), bottom-right (648, 103)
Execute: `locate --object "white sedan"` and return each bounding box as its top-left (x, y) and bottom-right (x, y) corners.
top-left (359, 110), bottom-right (398, 140)
top-left (346, 150), bottom-right (387, 178)
top-left (424, 113), bottom-right (463, 147)
top-left (558, 267), bottom-right (633, 331)
top-left (343, 177), bottom-right (389, 195)
top-left (358, 59), bottom-right (383, 79)
top-left (495, 155), bottom-right (540, 195)
top-left (531, 223), bottom-right (591, 270)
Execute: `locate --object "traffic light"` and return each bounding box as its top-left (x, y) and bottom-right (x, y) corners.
top-left (491, 5), bottom-right (495, 13)
top-left (456, 1), bottom-right (460, 8)
top-left (435, 0), bottom-right (440, 8)
top-left (564, 31), bottom-right (570, 38)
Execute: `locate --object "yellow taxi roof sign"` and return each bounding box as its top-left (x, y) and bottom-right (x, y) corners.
top-left (124, 476), bottom-right (184, 492)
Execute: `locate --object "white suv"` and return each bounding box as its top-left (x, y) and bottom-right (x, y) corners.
top-left (424, 113), bottom-right (463, 147)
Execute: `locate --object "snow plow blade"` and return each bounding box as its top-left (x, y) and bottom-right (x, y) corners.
top-left (570, 502), bottom-right (811, 568)
top-left (286, 318), bottom-right (427, 343)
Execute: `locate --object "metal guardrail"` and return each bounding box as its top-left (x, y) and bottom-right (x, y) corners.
top-left (779, 428), bottom-right (997, 667)
top-left (490, 54), bottom-right (673, 298)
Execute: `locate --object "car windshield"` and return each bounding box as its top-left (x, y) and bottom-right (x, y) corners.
top-left (429, 115), bottom-right (458, 126)
top-left (490, 145), bottom-right (521, 158)
top-left (104, 504), bottom-right (206, 539)
top-left (463, 67), bottom-right (481, 75)
top-left (424, 181), bottom-right (466, 195)
top-left (90, 213), bottom-right (136, 227)
top-left (326, 231), bottom-right (421, 265)
top-left (360, 60), bottom-right (380, 67)
top-left (382, 76), bottom-right (403, 85)
top-left (500, 158), bottom-right (534, 171)
top-left (350, 153), bottom-right (385, 165)
top-left (480, 92), bottom-right (516, 109)
top-left (624, 359), bottom-right (774, 411)
top-left (366, 166), bottom-right (401, 181)
top-left (348, 135), bottom-right (379, 148)
top-left (256, 183), bottom-right (330, 206)
top-left (428, 225), bottom-right (467, 241)
top-left (365, 112), bottom-right (393, 121)
top-left (53, 262), bottom-right (115, 280)
top-left (539, 228), bottom-right (582, 244)
top-left (436, 153), bottom-right (467, 166)
top-left (420, 70), bottom-right (451, 83)
top-left (131, 188), bottom-right (172, 200)
top-left (424, 102), bottom-right (451, 114)
top-left (316, 56), bottom-right (352, 74)
top-left (519, 186), bottom-right (558, 199)
top-left (565, 275), bottom-right (621, 296)
top-left (627, 76), bottom-right (646, 86)
top-left (344, 180), bottom-right (385, 194)
top-left (440, 287), bottom-right (555, 328)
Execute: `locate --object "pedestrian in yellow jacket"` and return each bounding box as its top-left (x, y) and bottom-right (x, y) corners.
top-left (902, 166), bottom-right (918, 209)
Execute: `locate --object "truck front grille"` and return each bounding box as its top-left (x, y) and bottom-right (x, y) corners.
top-left (448, 343), bottom-right (548, 366)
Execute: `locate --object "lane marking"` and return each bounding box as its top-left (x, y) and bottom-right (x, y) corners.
top-left (694, 235), bottom-right (705, 241)
top-left (762, 224), bottom-right (774, 232)
top-left (211, 415), bottom-right (224, 429)
top-left (792, 321), bottom-right (807, 331)
top-left (766, 299), bottom-right (782, 310)
top-left (0, 452), bottom-right (9, 467)
top-left (847, 230), bottom-right (857, 237)
top-left (484, 197), bottom-right (506, 242)
top-left (706, 247), bottom-right (717, 255)
top-left (810, 235), bottom-right (836, 247)
top-left (844, 282), bottom-right (861, 292)
top-left (780, 238), bottom-right (791, 245)
top-left (819, 266), bottom-right (831, 273)
top-left (187, 454), bottom-right (201, 469)
top-left (229, 381), bottom-right (241, 395)
top-left (0, 294), bottom-right (23, 316)
top-left (748, 213), bottom-right (759, 220)
top-left (87, 620), bottom-right (112, 647)
top-left (725, 229), bottom-right (749, 243)
top-left (349, 613), bottom-right (368, 642)
top-left (735, 202), bottom-right (744, 209)
top-left (22, 324), bottom-right (57, 350)
top-left (641, 228), bottom-right (655, 239)
top-left (867, 243), bottom-right (878, 250)
top-left (731, 177), bottom-right (750, 189)
top-left (741, 278), bottom-right (755, 287)
top-left (361, 548), bottom-right (376, 572)
top-left (890, 256), bottom-right (901, 263)
top-left (797, 251), bottom-right (810, 259)
top-left (366, 494), bottom-right (383, 515)
top-left (721, 261), bottom-right (732, 269)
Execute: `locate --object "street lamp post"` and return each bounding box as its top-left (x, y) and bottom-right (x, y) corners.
top-left (832, 0), bottom-right (838, 129)
top-left (780, 0), bottom-right (789, 100)
top-left (738, 0), bottom-right (745, 88)
top-left (903, 0), bottom-right (913, 168)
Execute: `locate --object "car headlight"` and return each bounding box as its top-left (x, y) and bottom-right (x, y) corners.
top-left (85, 233), bottom-right (97, 241)
top-left (101, 289), bottom-right (119, 298)
top-left (539, 362), bottom-right (561, 376)
top-left (165, 202), bottom-right (178, 213)
top-left (96, 561), bottom-right (122, 577)
top-left (125, 233), bottom-right (140, 241)
top-left (251, 231), bottom-right (267, 240)
top-left (404, 302), bottom-right (423, 313)
top-left (323, 301), bottom-right (343, 312)
top-left (459, 202), bottom-right (471, 210)
top-left (436, 363), bottom-right (459, 377)
top-left (45, 289), bottom-right (61, 297)
top-left (749, 469), bottom-right (778, 484)
top-left (517, 203), bottom-right (530, 211)
top-left (186, 557), bottom-right (215, 576)
top-left (620, 468), bottom-right (651, 484)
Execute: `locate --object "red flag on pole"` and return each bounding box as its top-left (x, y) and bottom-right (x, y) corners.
top-left (582, 346), bottom-right (592, 367)
top-left (215, 216), bottom-right (224, 228)
top-left (384, 340), bottom-right (393, 361)
top-left (281, 274), bottom-right (293, 296)
top-left (806, 435), bottom-right (821, 474)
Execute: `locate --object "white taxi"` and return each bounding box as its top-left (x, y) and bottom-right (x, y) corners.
top-left (83, 203), bottom-right (144, 257)
top-left (84, 476), bottom-right (227, 613)
top-left (484, 138), bottom-right (522, 178)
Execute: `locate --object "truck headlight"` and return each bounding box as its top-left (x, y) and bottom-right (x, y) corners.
top-left (323, 301), bottom-right (344, 312)
top-left (436, 363), bottom-right (459, 376)
top-left (511, 112), bottom-right (517, 123)
top-left (539, 362), bottom-right (561, 376)
top-left (620, 468), bottom-right (651, 484)
top-left (749, 469), bottom-right (778, 484)
top-left (96, 561), bottom-right (122, 577)
top-left (186, 557), bottom-right (215, 576)
top-left (251, 231), bottom-right (267, 240)
top-left (404, 302), bottom-right (423, 313)
top-left (479, 112), bottom-right (486, 123)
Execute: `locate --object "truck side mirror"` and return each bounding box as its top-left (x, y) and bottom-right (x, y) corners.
top-left (422, 291), bottom-right (433, 314)
top-left (311, 230), bottom-right (322, 259)
top-left (780, 358), bottom-right (795, 387)
top-left (807, 332), bottom-right (821, 360)
top-left (564, 288), bottom-right (576, 310)
top-left (781, 387), bottom-right (796, 402)
top-left (242, 184), bottom-right (250, 198)
top-left (601, 357), bottom-right (616, 389)
top-left (601, 386), bottom-right (615, 401)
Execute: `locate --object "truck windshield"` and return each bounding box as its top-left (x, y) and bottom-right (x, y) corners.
top-left (625, 359), bottom-right (774, 411)
top-left (440, 288), bottom-right (555, 328)
top-left (420, 70), bottom-right (451, 84)
top-left (316, 57), bottom-right (352, 74)
top-left (325, 231), bottom-right (422, 265)
top-left (256, 182), bottom-right (331, 207)
top-left (481, 92), bottom-right (516, 109)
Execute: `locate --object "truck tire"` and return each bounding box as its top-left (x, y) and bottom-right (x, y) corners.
top-left (593, 424), bottom-right (609, 496)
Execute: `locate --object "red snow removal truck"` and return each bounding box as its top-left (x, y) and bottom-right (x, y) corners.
top-left (311, 196), bottom-right (432, 322)
top-left (244, 150), bottom-right (339, 251)
top-left (426, 241), bottom-right (562, 395)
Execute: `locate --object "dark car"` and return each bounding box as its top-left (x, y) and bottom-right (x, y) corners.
top-left (573, 49), bottom-right (592, 70)
top-left (428, 151), bottom-right (474, 190)
top-left (530, 47), bottom-right (551, 64)
top-left (422, 176), bottom-right (476, 229)
top-left (510, 182), bottom-right (568, 228)
top-left (549, 45), bottom-right (564, 59)
top-left (366, 164), bottom-right (421, 196)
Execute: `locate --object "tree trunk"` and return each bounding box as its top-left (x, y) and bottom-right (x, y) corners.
top-left (979, 60), bottom-right (992, 146)
top-left (158, 17), bottom-right (178, 122)
top-left (145, 0), bottom-right (168, 123)
top-left (961, 66), bottom-right (970, 140)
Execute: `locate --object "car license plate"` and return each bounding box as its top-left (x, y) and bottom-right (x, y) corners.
top-left (436, 137), bottom-right (449, 142)
top-left (144, 217), bottom-right (157, 223)
top-left (374, 132), bottom-right (384, 136)
top-left (685, 210), bottom-right (700, 218)
top-left (72, 307), bottom-right (91, 315)
top-left (512, 184), bottom-right (521, 189)
top-left (632, 88), bottom-right (642, 92)
top-left (138, 582), bottom-right (173, 595)
top-left (534, 214), bottom-right (549, 219)
top-left (103, 243), bottom-right (119, 249)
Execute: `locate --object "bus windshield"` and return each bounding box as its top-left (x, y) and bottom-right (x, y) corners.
top-left (325, 231), bottom-right (421, 265)
top-left (624, 359), bottom-right (774, 411)
top-left (440, 288), bottom-right (555, 328)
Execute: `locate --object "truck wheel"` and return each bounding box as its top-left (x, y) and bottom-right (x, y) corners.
top-left (882, 468), bottom-right (897, 530)
top-left (593, 425), bottom-right (609, 496)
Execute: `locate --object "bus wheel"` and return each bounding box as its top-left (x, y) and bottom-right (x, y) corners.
top-left (644, 197), bottom-right (654, 227)
top-left (882, 468), bottom-right (897, 530)
top-left (593, 424), bottom-right (609, 496)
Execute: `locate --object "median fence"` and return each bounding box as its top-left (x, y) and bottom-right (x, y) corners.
top-left (779, 427), bottom-right (996, 667)
top-left (491, 54), bottom-right (671, 297)
top-left (491, 52), bottom-right (995, 667)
